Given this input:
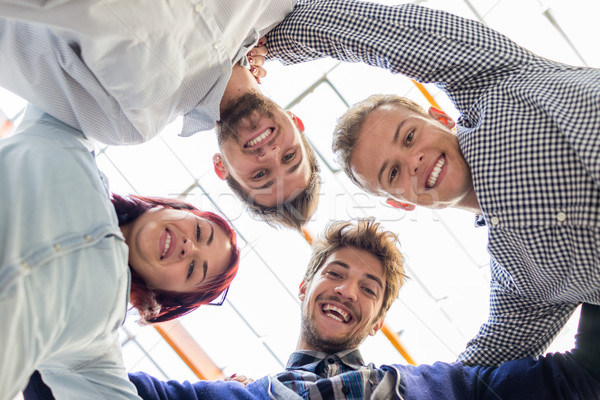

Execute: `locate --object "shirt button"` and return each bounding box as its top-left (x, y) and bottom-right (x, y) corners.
top-left (556, 212), bottom-right (567, 222)
top-left (327, 358), bottom-right (335, 364)
top-left (341, 386), bottom-right (350, 395)
top-left (21, 261), bottom-right (30, 271)
top-left (213, 41), bottom-right (221, 49)
top-left (490, 216), bottom-right (500, 226)
top-left (194, 2), bottom-right (204, 12)
top-left (54, 244), bottom-right (61, 252)
top-left (84, 234), bottom-right (93, 242)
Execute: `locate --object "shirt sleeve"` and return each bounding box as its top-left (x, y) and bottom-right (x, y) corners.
top-left (128, 372), bottom-right (268, 400)
top-left (266, 0), bottom-right (533, 114)
top-left (0, 18), bottom-right (153, 145)
top-left (457, 277), bottom-right (579, 366)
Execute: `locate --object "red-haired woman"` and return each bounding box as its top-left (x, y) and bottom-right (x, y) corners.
top-left (0, 106), bottom-right (240, 399)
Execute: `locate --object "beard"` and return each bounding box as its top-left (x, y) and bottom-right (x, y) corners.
top-left (217, 90), bottom-right (276, 146)
top-left (300, 300), bottom-right (370, 354)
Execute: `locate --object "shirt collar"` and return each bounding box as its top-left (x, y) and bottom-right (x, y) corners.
top-left (286, 349), bottom-right (365, 372)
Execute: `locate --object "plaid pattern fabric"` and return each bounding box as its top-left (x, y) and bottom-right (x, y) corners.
top-left (267, 0), bottom-right (600, 366)
top-left (260, 349), bottom-right (388, 399)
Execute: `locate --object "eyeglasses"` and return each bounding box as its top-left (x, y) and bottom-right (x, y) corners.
top-left (207, 286), bottom-right (229, 306)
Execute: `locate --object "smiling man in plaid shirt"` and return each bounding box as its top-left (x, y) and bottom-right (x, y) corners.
top-left (265, 0), bottom-right (600, 366)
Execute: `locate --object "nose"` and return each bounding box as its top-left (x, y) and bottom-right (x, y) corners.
top-left (408, 152), bottom-right (424, 176)
top-left (257, 144), bottom-right (281, 160)
top-left (180, 238), bottom-right (199, 259)
top-left (335, 282), bottom-right (358, 302)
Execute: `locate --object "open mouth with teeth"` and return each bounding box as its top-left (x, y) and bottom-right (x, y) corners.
top-left (160, 229), bottom-right (174, 260)
top-left (426, 156), bottom-right (446, 188)
top-left (245, 128), bottom-right (274, 148)
top-left (322, 304), bottom-right (352, 323)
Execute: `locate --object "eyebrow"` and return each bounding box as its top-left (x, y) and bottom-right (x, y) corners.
top-left (248, 151), bottom-right (304, 191)
top-left (201, 261), bottom-right (208, 283)
top-left (377, 119), bottom-right (407, 188)
top-left (329, 261), bottom-right (384, 289)
top-left (207, 222), bottom-right (214, 246)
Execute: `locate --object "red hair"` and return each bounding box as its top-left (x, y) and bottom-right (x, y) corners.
top-left (111, 194), bottom-right (240, 324)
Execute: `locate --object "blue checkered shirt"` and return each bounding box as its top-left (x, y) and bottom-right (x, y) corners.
top-left (257, 349), bottom-right (393, 399)
top-left (266, 0), bottom-right (600, 366)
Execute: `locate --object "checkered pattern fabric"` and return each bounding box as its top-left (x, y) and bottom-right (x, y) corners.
top-left (267, 0), bottom-right (600, 366)
top-left (256, 349), bottom-right (390, 399)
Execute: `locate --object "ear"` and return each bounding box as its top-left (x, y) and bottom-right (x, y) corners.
top-left (298, 279), bottom-right (308, 302)
top-left (369, 318), bottom-right (385, 336)
top-left (428, 106), bottom-right (455, 129)
top-left (286, 111), bottom-right (305, 133)
top-left (212, 153), bottom-right (228, 180)
top-left (386, 198), bottom-right (416, 211)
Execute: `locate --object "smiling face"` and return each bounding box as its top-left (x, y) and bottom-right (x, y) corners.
top-left (298, 246), bottom-right (385, 353)
top-left (216, 91), bottom-right (311, 207)
top-left (350, 104), bottom-right (477, 211)
top-left (122, 207), bottom-right (233, 293)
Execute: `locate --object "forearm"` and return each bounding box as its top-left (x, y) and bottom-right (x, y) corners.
top-left (458, 280), bottom-right (578, 366)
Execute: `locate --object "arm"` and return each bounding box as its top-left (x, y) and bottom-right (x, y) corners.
top-left (392, 305), bottom-right (600, 399)
top-left (128, 371), bottom-right (266, 400)
top-left (266, 0), bottom-right (534, 113)
top-left (457, 277), bottom-right (578, 366)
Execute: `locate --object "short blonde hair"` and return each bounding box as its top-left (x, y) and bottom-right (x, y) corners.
top-left (332, 94), bottom-right (429, 193)
top-left (305, 218), bottom-right (406, 319)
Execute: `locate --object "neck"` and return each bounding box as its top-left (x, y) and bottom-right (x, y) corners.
top-left (220, 64), bottom-right (260, 115)
top-left (296, 334), bottom-right (317, 352)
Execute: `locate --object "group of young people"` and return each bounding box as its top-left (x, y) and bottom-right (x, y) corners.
top-left (0, 0), bottom-right (598, 399)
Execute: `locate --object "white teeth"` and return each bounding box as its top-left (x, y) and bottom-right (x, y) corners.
top-left (162, 231), bottom-right (171, 258)
top-left (427, 157), bottom-right (445, 188)
top-left (322, 304), bottom-right (350, 323)
top-left (245, 128), bottom-right (272, 147)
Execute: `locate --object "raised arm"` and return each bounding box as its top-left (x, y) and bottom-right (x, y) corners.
top-left (458, 278), bottom-right (579, 366)
top-left (266, 0), bottom-right (534, 114)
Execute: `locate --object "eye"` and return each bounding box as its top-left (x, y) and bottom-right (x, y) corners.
top-left (405, 130), bottom-right (415, 145)
top-left (326, 270), bottom-right (342, 279)
top-left (362, 286), bottom-right (377, 297)
top-left (252, 170), bottom-right (267, 180)
top-left (196, 223), bottom-right (201, 241)
top-left (389, 167), bottom-right (398, 183)
top-left (187, 261), bottom-right (195, 280)
top-left (282, 151), bottom-right (295, 162)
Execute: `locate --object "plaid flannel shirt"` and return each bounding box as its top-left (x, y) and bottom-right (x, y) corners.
top-left (266, 0), bottom-right (600, 366)
top-left (257, 349), bottom-right (394, 399)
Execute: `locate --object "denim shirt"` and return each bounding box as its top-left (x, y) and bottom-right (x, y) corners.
top-left (0, 106), bottom-right (139, 399)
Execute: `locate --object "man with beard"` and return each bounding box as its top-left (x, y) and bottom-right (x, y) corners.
top-left (0, 1), bottom-right (321, 230)
top-left (25, 219), bottom-right (600, 399)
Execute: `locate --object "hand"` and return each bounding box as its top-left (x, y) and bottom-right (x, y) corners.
top-left (224, 373), bottom-right (254, 386)
top-left (247, 37), bottom-right (268, 83)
